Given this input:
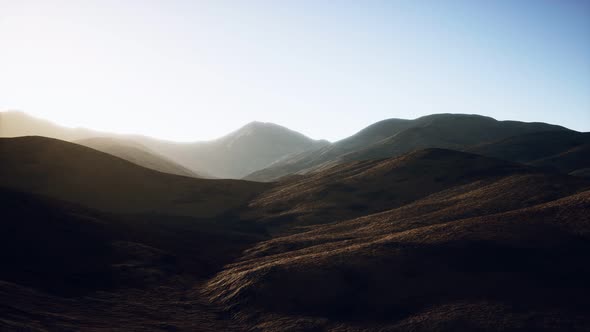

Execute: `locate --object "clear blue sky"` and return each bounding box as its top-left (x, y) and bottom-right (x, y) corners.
top-left (0, 0), bottom-right (588, 141)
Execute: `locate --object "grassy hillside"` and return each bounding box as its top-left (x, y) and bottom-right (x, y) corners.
top-left (468, 131), bottom-right (590, 174)
top-left (246, 149), bottom-right (542, 231)
top-left (532, 143), bottom-right (590, 175)
top-left (207, 178), bottom-right (590, 331)
top-left (0, 136), bottom-right (269, 217)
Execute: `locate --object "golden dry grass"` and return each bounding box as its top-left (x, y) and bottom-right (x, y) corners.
top-left (206, 171), bottom-right (590, 331)
top-left (247, 148), bottom-right (534, 231)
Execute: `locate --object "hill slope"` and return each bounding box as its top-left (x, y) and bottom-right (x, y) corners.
top-left (0, 111), bottom-right (328, 178)
top-left (0, 186), bottom-right (267, 331)
top-left (0, 136), bottom-right (269, 217)
top-left (245, 114), bottom-right (570, 181)
top-left (146, 121), bottom-right (329, 179)
top-left (75, 137), bottom-right (202, 178)
top-left (468, 131), bottom-right (590, 175)
top-left (0, 111), bottom-right (100, 140)
top-left (246, 149), bottom-right (553, 231)
top-left (207, 172), bottom-right (590, 331)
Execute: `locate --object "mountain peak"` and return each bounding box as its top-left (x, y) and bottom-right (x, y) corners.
top-left (222, 121), bottom-right (308, 143)
top-left (237, 121), bottom-right (292, 133)
top-left (243, 121), bottom-right (276, 128)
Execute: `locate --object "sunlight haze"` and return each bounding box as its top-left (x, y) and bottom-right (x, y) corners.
top-left (0, 0), bottom-right (588, 141)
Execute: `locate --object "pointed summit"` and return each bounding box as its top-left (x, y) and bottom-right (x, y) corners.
top-left (186, 121), bottom-right (328, 178)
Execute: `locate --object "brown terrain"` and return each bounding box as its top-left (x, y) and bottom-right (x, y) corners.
top-left (208, 166), bottom-right (590, 331)
top-left (0, 188), bottom-right (258, 331)
top-left (468, 131), bottom-right (590, 175)
top-left (1, 114), bottom-right (590, 331)
top-left (0, 136), bottom-right (269, 217)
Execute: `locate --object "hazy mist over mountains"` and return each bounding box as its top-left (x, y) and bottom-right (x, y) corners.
top-left (3, 111), bottom-right (587, 181)
top-left (0, 111), bottom-right (328, 179)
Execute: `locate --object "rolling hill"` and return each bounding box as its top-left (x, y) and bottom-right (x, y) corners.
top-left (245, 148), bottom-right (576, 231)
top-left (468, 131), bottom-right (590, 175)
top-left (0, 136), bottom-right (269, 217)
top-left (75, 137), bottom-right (203, 177)
top-left (0, 185), bottom-right (268, 331)
top-left (245, 114), bottom-right (570, 181)
top-left (532, 143), bottom-right (590, 175)
top-left (206, 155), bottom-right (590, 331)
top-left (144, 121), bottom-right (329, 179)
top-left (0, 110), bottom-right (101, 140)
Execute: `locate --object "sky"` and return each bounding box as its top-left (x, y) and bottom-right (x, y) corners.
top-left (0, 0), bottom-right (588, 142)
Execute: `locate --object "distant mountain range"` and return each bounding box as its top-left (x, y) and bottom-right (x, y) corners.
top-left (0, 111), bottom-right (328, 178)
top-left (2, 111), bottom-right (589, 182)
top-left (245, 114), bottom-right (580, 181)
top-left (139, 121), bottom-right (329, 179)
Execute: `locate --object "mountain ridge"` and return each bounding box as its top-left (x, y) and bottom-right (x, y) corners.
top-left (74, 137), bottom-right (205, 178)
top-left (0, 111), bottom-right (328, 179)
top-left (245, 114), bottom-right (573, 181)
top-left (0, 136), bottom-right (270, 217)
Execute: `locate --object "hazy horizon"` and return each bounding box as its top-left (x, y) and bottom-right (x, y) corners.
top-left (2, 109), bottom-right (586, 144)
top-left (1, 0), bottom-right (589, 141)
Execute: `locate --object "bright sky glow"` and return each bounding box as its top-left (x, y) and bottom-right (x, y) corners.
top-left (0, 0), bottom-right (589, 141)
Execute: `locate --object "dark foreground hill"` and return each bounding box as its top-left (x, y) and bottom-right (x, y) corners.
top-left (245, 148), bottom-right (587, 232)
top-left (0, 136), bottom-right (269, 217)
top-left (245, 114), bottom-right (570, 181)
top-left (0, 187), bottom-right (266, 331)
top-left (0, 112), bottom-right (203, 177)
top-left (207, 171), bottom-right (590, 331)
